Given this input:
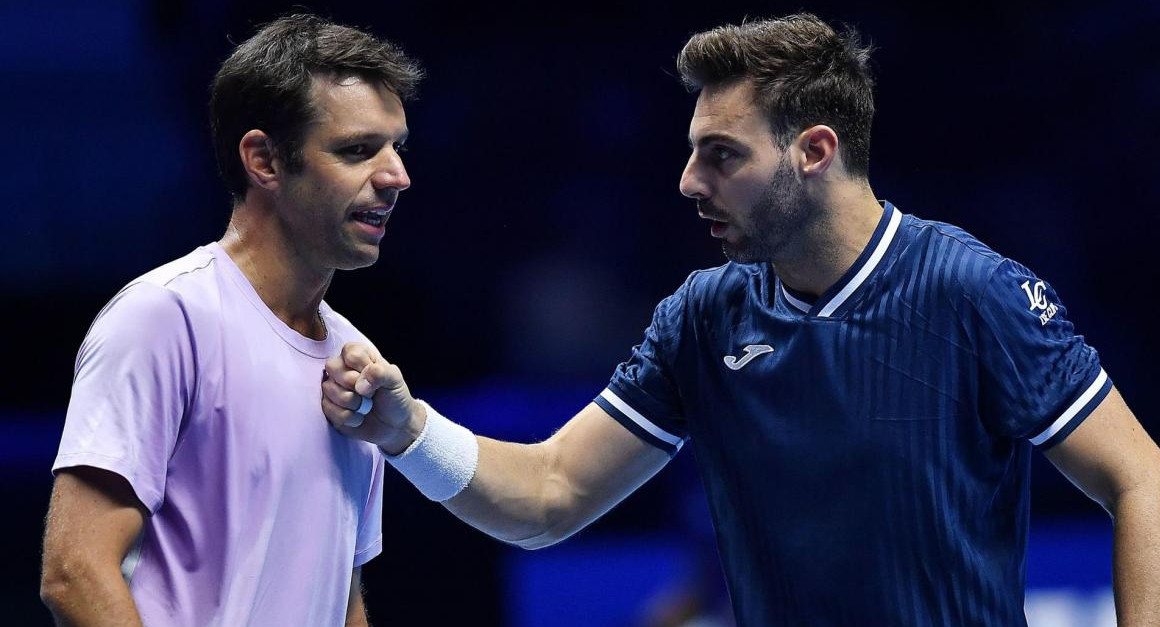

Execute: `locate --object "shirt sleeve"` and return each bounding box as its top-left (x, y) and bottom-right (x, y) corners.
top-left (971, 259), bottom-right (1111, 448)
top-left (594, 280), bottom-right (692, 456)
top-left (353, 451), bottom-right (384, 567)
top-left (53, 282), bottom-right (196, 513)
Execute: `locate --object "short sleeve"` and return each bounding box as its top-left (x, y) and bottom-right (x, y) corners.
top-left (53, 282), bottom-right (197, 512)
top-left (594, 281), bottom-right (691, 456)
top-left (353, 451), bottom-right (384, 567)
top-left (971, 259), bottom-right (1111, 448)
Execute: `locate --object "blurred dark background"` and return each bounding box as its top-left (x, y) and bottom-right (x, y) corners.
top-left (2, 0), bottom-right (1157, 624)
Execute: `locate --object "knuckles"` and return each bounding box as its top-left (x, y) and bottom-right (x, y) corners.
top-left (340, 342), bottom-right (380, 371)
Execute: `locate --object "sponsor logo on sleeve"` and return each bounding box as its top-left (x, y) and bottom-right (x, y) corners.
top-left (1020, 280), bottom-right (1059, 326)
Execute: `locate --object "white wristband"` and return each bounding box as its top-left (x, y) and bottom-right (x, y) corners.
top-left (382, 400), bottom-right (479, 502)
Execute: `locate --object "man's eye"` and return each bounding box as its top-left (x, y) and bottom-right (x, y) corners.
top-left (340, 144), bottom-right (369, 157)
top-left (712, 146), bottom-right (736, 161)
top-left (393, 142), bottom-right (408, 154)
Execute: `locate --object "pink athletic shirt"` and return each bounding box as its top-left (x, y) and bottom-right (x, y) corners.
top-left (54, 242), bottom-right (384, 626)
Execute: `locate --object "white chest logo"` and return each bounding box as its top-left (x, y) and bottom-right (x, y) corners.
top-left (723, 344), bottom-right (774, 370)
top-left (1020, 280), bottom-right (1059, 326)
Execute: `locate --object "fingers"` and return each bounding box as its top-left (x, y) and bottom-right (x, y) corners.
top-left (343, 396), bottom-right (373, 428)
top-left (323, 353), bottom-right (360, 389)
top-left (321, 392), bottom-right (361, 430)
top-left (323, 348), bottom-right (371, 409)
top-left (328, 349), bottom-right (400, 398)
top-left (322, 343), bottom-right (408, 441)
top-left (322, 370), bottom-right (364, 408)
top-left (322, 373), bottom-right (373, 430)
top-left (356, 361), bottom-right (405, 397)
top-left (341, 342), bottom-right (382, 372)
top-left (324, 394), bottom-right (373, 433)
top-left (344, 411), bottom-right (367, 429)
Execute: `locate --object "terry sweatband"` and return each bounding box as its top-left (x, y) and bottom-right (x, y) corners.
top-left (382, 400), bottom-right (479, 502)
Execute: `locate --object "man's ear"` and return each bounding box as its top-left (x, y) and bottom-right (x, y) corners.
top-left (794, 125), bottom-right (839, 179)
top-left (238, 130), bottom-right (281, 191)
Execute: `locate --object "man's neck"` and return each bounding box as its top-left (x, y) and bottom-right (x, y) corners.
top-left (219, 203), bottom-right (333, 340)
top-left (772, 183), bottom-right (884, 300)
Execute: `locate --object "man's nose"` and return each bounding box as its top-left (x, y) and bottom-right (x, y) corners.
top-left (371, 150), bottom-right (411, 192)
top-left (679, 154), bottom-right (708, 200)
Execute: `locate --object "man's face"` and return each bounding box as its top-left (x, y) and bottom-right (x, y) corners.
top-left (276, 75), bottom-right (411, 271)
top-left (679, 80), bottom-right (813, 263)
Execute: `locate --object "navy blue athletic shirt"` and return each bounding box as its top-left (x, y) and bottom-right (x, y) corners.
top-left (595, 202), bottom-right (1111, 626)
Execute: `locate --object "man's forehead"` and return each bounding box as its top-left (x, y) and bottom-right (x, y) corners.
top-left (299, 74), bottom-right (408, 144)
top-left (310, 73), bottom-right (402, 103)
top-left (689, 81), bottom-right (770, 140)
top-left (309, 75), bottom-right (405, 119)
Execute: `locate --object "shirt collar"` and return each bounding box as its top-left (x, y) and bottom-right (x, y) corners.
top-left (780, 201), bottom-right (903, 317)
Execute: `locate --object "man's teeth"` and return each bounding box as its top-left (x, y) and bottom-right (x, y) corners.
top-left (354, 211), bottom-right (387, 226)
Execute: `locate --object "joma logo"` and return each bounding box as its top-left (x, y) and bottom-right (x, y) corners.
top-left (1020, 280), bottom-right (1058, 326)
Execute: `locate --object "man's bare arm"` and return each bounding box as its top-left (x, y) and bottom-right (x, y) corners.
top-left (345, 567), bottom-right (369, 627)
top-left (322, 343), bottom-right (671, 549)
top-left (444, 403), bottom-right (670, 548)
top-left (1045, 386), bottom-right (1160, 626)
top-left (41, 467), bottom-right (146, 626)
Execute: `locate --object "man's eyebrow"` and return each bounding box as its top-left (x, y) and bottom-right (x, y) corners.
top-left (330, 129), bottom-right (409, 144)
top-left (688, 132), bottom-right (744, 148)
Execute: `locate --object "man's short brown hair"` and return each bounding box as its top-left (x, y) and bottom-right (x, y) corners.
top-left (210, 14), bottom-right (424, 201)
top-left (678, 13), bottom-right (875, 177)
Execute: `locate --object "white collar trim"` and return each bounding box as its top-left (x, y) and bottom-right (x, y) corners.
top-left (781, 287), bottom-right (812, 313)
top-left (816, 207), bottom-right (902, 317)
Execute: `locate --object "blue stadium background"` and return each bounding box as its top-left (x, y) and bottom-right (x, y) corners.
top-left (2, 0), bottom-right (1157, 624)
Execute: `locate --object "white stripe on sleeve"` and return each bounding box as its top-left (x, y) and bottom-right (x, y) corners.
top-left (599, 389), bottom-right (684, 449)
top-left (1030, 368), bottom-right (1108, 446)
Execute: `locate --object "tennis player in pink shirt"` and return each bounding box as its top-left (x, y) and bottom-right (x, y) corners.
top-left (41, 14), bottom-right (421, 626)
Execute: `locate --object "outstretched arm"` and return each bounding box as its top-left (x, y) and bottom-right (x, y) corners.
top-left (447, 402), bottom-right (670, 548)
top-left (322, 343), bottom-right (671, 549)
top-left (1045, 386), bottom-right (1160, 626)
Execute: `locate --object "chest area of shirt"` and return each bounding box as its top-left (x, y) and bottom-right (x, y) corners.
top-left (686, 306), bottom-right (976, 422)
top-left (180, 313), bottom-right (374, 482)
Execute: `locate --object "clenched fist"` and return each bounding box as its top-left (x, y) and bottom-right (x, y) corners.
top-left (321, 342), bottom-right (427, 455)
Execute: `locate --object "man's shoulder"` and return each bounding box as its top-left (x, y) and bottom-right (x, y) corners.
top-left (897, 213), bottom-right (1009, 296)
top-left (94, 245), bottom-right (220, 329)
top-left (132, 245), bottom-right (218, 292)
top-left (902, 214), bottom-right (1003, 262)
top-left (641, 262), bottom-right (754, 330)
top-left (681, 261), bottom-right (757, 299)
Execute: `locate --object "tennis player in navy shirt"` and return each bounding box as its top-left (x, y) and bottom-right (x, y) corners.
top-left (322, 13), bottom-right (1160, 626)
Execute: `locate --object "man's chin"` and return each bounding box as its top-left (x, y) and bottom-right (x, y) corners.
top-left (337, 248), bottom-right (380, 271)
top-left (721, 241), bottom-right (755, 264)
top-left (721, 243), bottom-right (739, 262)
top-left (722, 240), bottom-right (777, 265)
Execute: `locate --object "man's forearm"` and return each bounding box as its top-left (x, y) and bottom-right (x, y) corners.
top-left (42, 563), bottom-right (144, 627)
top-left (441, 411), bottom-right (672, 550)
top-left (369, 400), bottom-right (671, 551)
top-left (443, 437), bottom-right (569, 548)
top-left (1112, 484), bottom-right (1160, 626)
